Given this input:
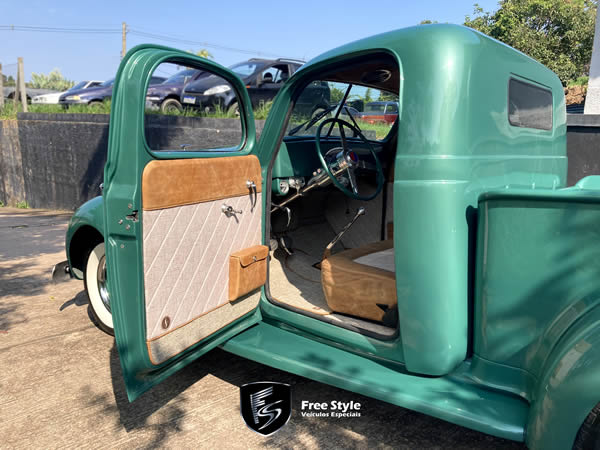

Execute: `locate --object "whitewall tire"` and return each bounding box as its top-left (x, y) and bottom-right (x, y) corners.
top-left (84, 242), bottom-right (114, 335)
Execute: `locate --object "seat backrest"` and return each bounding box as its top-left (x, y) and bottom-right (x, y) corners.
top-left (262, 72), bottom-right (273, 83)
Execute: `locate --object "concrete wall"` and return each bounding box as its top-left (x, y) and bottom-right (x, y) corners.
top-left (0, 120), bottom-right (26, 206)
top-left (18, 114), bottom-right (109, 210)
top-left (1, 113), bottom-right (600, 210)
top-left (0, 113), bottom-right (264, 210)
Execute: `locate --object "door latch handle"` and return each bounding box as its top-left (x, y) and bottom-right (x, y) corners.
top-left (246, 180), bottom-right (257, 212)
top-left (222, 204), bottom-right (242, 216)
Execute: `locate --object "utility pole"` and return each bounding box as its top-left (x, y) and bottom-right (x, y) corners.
top-left (17, 57), bottom-right (27, 112)
top-left (14, 63), bottom-right (20, 107)
top-left (121, 22), bottom-right (127, 60)
top-left (0, 63), bottom-right (4, 108)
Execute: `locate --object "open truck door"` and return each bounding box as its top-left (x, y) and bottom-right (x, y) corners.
top-left (102, 45), bottom-right (265, 401)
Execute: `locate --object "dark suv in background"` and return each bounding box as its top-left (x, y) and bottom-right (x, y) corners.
top-left (181, 58), bottom-right (329, 116)
top-left (146, 68), bottom-right (207, 113)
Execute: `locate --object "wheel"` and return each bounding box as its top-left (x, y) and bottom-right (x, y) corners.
top-left (574, 403), bottom-right (600, 449)
top-left (227, 101), bottom-right (240, 117)
top-left (87, 100), bottom-right (103, 112)
top-left (84, 242), bottom-right (114, 335)
top-left (160, 98), bottom-right (183, 113)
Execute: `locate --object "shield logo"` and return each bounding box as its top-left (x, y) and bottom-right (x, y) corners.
top-left (240, 382), bottom-right (292, 436)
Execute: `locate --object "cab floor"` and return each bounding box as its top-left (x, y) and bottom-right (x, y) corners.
top-left (268, 221), bottom-right (395, 338)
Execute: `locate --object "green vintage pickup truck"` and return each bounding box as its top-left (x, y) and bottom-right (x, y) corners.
top-left (60, 24), bottom-right (600, 449)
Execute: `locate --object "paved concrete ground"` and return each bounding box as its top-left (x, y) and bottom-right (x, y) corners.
top-left (0, 208), bottom-right (525, 449)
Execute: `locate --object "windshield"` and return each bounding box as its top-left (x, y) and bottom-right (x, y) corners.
top-left (365, 103), bottom-right (386, 113)
top-left (68, 81), bottom-right (88, 92)
top-left (286, 81), bottom-right (398, 141)
top-left (228, 61), bottom-right (263, 78)
top-left (100, 78), bottom-right (114, 87)
top-left (162, 69), bottom-right (198, 84)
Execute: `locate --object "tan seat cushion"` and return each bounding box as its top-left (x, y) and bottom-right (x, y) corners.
top-left (321, 240), bottom-right (396, 322)
top-left (354, 247), bottom-right (395, 272)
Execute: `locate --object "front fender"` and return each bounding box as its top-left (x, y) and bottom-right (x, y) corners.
top-left (66, 196), bottom-right (105, 278)
top-left (526, 304), bottom-right (600, 450)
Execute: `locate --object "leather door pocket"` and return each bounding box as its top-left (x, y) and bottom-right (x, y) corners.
top-left (229, 245), bottom-right (269, 301)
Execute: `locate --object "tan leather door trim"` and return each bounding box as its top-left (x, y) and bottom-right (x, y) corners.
top-left (142, 155), bottom-right (262, 211)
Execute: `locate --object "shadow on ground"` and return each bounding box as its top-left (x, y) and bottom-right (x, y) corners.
top-left (0, 261), bottom-right (50, 331)
top-left (59, 290), bottom-right (89, 311)
top-left (80, 343), bottom-right (526, 449)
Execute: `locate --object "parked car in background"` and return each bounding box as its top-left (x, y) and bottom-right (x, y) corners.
top-left (181, 58), bottom-right (314, 115)
top-left (3, 86), bottom-right (58, 103)
top-left (359, 101), bottom-right (399, 124)
top-left (145, 68), bottom-right (205, 113)
top-left (59, 76), bottom-right (166, 107)
top-left (32, 80), bottom-right (103, 104)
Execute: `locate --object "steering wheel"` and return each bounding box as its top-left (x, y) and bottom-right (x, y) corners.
top-left (315, 118), bottom-right (384, 201)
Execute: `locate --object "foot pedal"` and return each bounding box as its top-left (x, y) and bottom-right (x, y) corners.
top-left (279, 236), bottom-right (294, 256)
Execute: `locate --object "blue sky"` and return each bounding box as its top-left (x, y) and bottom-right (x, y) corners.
top-left (2, 0), bottom-right (500, 83)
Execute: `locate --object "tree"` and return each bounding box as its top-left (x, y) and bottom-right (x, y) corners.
top-left (28, 69), bottom-right (74, 91)
top-left (330, 86), bottom-right (345, 103)
top-left (187, 49), bottom-right (214, 59)
top-left (464, 0), bottom-right (597, 85)
top-left (364, 88), bottom-right (373, 104)
top-left (2, 74), bottom-right (15, 87)
top-left (378, 91), bottom-right (399, 102)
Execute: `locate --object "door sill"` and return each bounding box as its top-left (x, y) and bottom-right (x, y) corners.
top-left (222, 322), bottom-right (528, 442)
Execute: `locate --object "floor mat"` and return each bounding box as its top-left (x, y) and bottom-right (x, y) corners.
top-left (269, 222), bottom-right (335, 314)
top-left (269, 254), bottom-right (331, 315)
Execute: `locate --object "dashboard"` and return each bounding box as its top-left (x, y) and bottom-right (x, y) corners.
top-left (271, 136), bottom-right (388, 197)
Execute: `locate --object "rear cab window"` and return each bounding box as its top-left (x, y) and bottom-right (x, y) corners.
top-left (508, 78), bottom-right (553, 131)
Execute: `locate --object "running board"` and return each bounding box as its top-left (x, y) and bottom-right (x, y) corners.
top-left (221, 322), bottom-right (528, 442)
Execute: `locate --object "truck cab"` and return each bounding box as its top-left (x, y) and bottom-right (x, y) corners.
top-left (64, 24), bottom-right (600, 449)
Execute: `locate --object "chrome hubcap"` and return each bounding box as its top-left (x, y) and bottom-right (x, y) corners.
top-left (97, 255), bottom-right (110, 312)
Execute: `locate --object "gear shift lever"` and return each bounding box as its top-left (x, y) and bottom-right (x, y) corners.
top-left (324, 207), bottom-right (365, 258)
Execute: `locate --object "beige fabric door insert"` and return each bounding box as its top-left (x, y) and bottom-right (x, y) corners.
top-left (141, 156), bottom-right (263, 345)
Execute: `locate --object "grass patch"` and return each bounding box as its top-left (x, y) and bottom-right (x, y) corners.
top-left (0, 99), bottom-right (112, 118)
top-left (207, 103), bottom-right (237, 118)
top-left (145, 103), bottom-right (238, 118)
top-left (1, 98), bottom-right (266, 120)
top-left (253, 100), bottom-right (273, 120)
top-left (0, 101), bottom-right (20, 119)
top-left (1, 98), bottom-right (393, 138)
top-left (145, 105), bottom-right (204, 117)
top-left (16, 201), bottom-right (29, 209)
top-left (568, 76), bottom-right (589, 88)
top-left (358, 121), bottom-right (394, 140)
